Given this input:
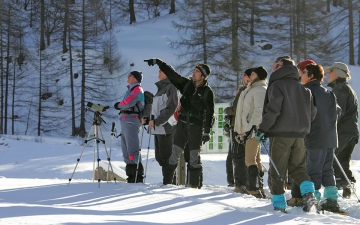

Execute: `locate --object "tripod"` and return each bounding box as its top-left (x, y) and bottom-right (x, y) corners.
top-left (68, 110), bottom-right (117, 188)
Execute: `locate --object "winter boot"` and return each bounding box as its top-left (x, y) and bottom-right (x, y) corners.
top-left (300, 180), bottom-right (318, 212)
top-left (318, 198), bottom-right (341, 213)
top-left (342, 185), bottom-right (352, 198)
top-left (125, 164), bottom-right (137, 183)
top-left (134, 162), bottom-right (144, 183)
top-left (246, 165), bottom-right (263, 198)
top-left (286, 198), bottom-right (304, 207)
top-left (187, 167), bottom-right (203, 189)
top-left (162, 164), bottom-right (177, 185)
top-left (234, 185), bottom-right (247, 194)
top-left (302, 192), bottom-right (318, 212)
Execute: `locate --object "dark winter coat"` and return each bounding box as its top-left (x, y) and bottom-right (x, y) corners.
top-left (259, 65), bottom-right (317, 137)
top-left (150, 78), bottom-right (180, 135)
top-left (159, 62), bottom-right (215, 133)
top-left (304, 80), bottom-right (339, 148)
top-left (224, 86), bottom-right (246, 126)
top-left (327, 78), bottom-right (359, 138)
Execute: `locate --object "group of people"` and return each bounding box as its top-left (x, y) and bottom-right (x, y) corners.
top-left (113, 55), bottom-right (358, 213)
top-left (225, 56), bottom-right (359, 213)
top-left (114, 58), bottom-right (215, 188)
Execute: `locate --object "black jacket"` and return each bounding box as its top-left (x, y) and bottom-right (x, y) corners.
top-left (304, 80), bottom-right (338, 148)
top-left (159, 62), bottom-right (215, 133)
top-left (328, 78), bottom-right (359, 138)
top-left (259, 65), bottom-right (317, 137)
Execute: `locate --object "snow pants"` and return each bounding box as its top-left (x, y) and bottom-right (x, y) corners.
top-left (307, 148), bottom-right (336, 190)
top-left (334, 135), bottom-right (358, 186)
top-left (154, 134), bottom-right (174, 184)
top-left (119, 114), bottom-right (142, 165)
top-left (268, 137), bottom-right (311, 195)
top-left (165, 121), bottom-right (203, 187)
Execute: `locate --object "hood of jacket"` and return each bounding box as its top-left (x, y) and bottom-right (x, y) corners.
top-left (155, 78), bottom-right (172, 91)
top-left (268, 65), bottom-right (299, 87)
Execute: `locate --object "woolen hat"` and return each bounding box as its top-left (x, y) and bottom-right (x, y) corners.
top-left (324, 62), bottom-right (351, 80)
top-left (297, 59), bottom-right (316, 71)
top-left (130, 71), bottom-right (143, 82)
top-left (195, 64), bottom-right (211, 77)
top-left (244, 68), bottom-right (253, 77)
top-left (252, 66), bottom-right (268, 80)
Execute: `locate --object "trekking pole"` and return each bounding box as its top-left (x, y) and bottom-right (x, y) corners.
top-left (135, 124), bottom-right (145, 183)
top-left (251, 125), bottom-right (283, 181)
top-left (333, 153), bottom-right (360, 202)
top-left (106, 122), bottom-right (116, 183)
top-left (143, 115), bottom-right (154, 183)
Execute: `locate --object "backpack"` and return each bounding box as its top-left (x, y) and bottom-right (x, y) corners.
top-left (130, 85), bottom-right (154, 119)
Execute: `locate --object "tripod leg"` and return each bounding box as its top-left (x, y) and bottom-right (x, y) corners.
top-left (68, 125), bottom-right (95, 186)
top-left (98, 125), bottom-right (117, 184)
top-left (94, 125), bottom-right (101, 188)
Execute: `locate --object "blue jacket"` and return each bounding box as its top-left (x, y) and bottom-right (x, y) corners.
top-left (304, 80), bottom-right (339, 148)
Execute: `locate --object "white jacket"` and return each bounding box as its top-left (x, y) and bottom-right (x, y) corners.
top-left (234, 80), bottom-right (267, 136)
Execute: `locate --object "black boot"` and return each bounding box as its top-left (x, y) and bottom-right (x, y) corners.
top-left (246, 165), bottom-right (263, 198)
top-left (162, 164), bottom-right (177, 185)
top-left (125, 163), bottom-right (144, 183)
top-left (187, 167), bottom-right (203, 189)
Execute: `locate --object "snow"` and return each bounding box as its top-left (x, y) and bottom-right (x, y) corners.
top-left (1, 10), bottom-right (360, 225)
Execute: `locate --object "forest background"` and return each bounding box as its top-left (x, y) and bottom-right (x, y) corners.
top-left (0, 0), bottom-right (358, 138)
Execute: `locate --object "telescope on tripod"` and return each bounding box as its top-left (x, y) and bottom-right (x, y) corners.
top-left (68, 102), bottom-right (117, 188)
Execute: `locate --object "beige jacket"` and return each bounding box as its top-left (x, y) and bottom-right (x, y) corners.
top-left (234, 79), bottom-right (267, 137)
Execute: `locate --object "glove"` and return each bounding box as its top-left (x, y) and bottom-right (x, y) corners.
top-left (144, 58), bottom-right (163, 67)
top-left (255, 130), bottom-right (266, 143)
top-left (129, 154), bottom-right (139, 163)
top-left (114, 102), bottom-right (120, 110)
top-left (202, 133), bottom-right (210, 145)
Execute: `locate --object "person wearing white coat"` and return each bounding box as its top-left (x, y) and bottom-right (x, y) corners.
top-left (234, 66), bottom-right (268, 198)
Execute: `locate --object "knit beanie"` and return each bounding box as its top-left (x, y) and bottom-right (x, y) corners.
top-left (244, 68), bottom-right (253, 77)
top-left (252, 66), bottom-right (268, 80)
top-left (130, 71), bottom-right (143, 82)
top-left (195, 64), bottom-right (211, 77)
top-left (297, 59), bottom-right (316, 71)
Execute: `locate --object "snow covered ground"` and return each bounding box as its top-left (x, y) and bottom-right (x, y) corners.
top-left (0, 135), bottom-right (360, 224)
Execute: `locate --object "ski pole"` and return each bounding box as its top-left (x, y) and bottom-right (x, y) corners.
top-left (143, 115), bottom-right (154, 183)
top-left (251, 125), bottom-right (283, 181)
top-left (135, 125), bottom-right (145, 183)
top-left (261, 142), bottom-right (283, 181)
top-left (333, 153), bottom-right (360, 202)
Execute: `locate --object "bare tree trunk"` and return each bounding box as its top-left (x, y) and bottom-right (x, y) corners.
top-left (250, 0), bottom-right (255, 46)
top-left (79, 0), bottom-right (86, 138)
top-left (169, 0), bottom-right (175, 14)
top-left (68, 1), bottom-right (76, 136)
top-left (358, 0), bottom-right (360, 65)
top-left (231, 0), bottom-right (240, 87)
top-left (11, 60), bottom-right (15, 135)
top-left (201, 0), bottom-right (207, 63)
top-left (62, 0), bottom-right (68, 53)
top-left (0, 6), bottom-right (3, 134)
top-left (40, 0), bottom-right (45, 50)
top-left (129, 0), bottom-right (136, 24)
top-left (38, 49), bottom-right (42, 136)
top-left (348, 0), bottom-right (355, 65)
top-left (4, 5), bottom-right (11, 134)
